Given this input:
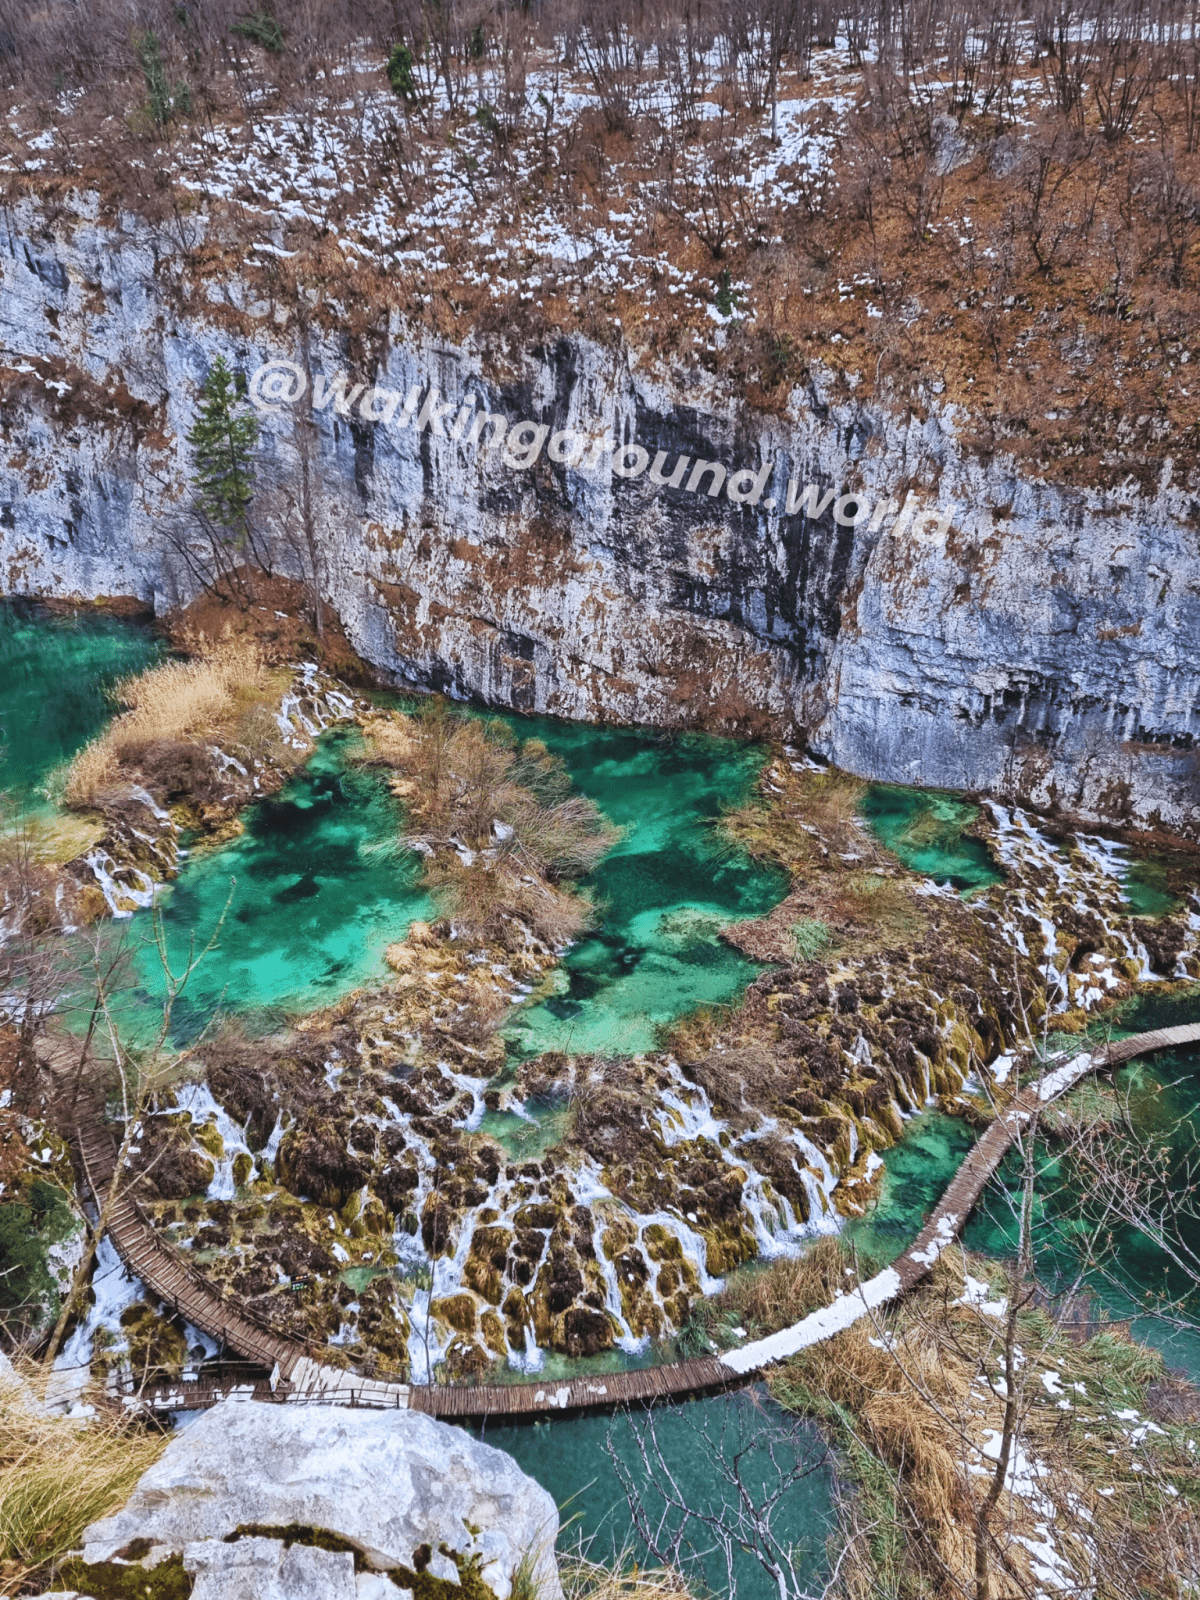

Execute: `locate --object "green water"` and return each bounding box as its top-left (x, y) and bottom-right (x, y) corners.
top-left (128, 731), bottom-right (436, 1037)
top-left (1122, 855), bottom-right (1182, 918)
top-left (859, 784), bottom-right (1002, 892)
top-left (494, 721), bottom-right (787, 1059)
top-left (846, 1109), bottom-right (976, 1270)
top-left (119, 712), bottom-right (784, 1049)
top-left (957, 987), bottom-right (1200, 1372)
top-left (0, 599), bottom-right (161, 808)
top-left (478, 1098), bottom-right (575, 1163)
top-left (468, 1388), bottom-right (833, 1600)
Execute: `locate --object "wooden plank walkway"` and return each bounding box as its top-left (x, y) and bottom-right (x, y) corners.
top-left (98, 1023), bottom-right (1200, 1419)
top-left (891, 1024), bottom-right (1200, 1303)
top-left (74, 1115), bottom-right (308, 1384)
top-left (407, 1355), bottom-right (737, 1418)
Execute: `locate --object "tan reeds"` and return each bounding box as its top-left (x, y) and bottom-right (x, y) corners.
top-left (63, 637), bottom-right (271, 806)
top-left (0, 1386), bottom-right (165, 1594)
top-left (560, 1552), bottom-right (694, 1600)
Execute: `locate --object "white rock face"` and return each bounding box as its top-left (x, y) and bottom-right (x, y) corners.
top-left (1, 197), bottom-right (1197, 836)
top-left (80, 1402), bottom-right (562, 1600)
top-left (186, 1536), bottom-right (357, 1599)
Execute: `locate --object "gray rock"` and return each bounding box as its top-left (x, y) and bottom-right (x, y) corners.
top-left (357, 1576), bottom-right (407, 1600)
top-left (931, 112), bottom-right (972, 174)
top-left (5, 196), bottom-right (1198, 837)
top-left (988, 131), bottom-right (1020, 177)
top-left (81, 1402), bottom-right (561, 1600)
top-left (185, 1537), bottom-right (357, 1599)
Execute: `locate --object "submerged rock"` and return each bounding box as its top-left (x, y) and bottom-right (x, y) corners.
top-left (78, 1401), bottom-right (562, 1600)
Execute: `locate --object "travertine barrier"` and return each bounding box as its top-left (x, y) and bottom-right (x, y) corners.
top-left (84, 1025), bottom-right (1200, 1418)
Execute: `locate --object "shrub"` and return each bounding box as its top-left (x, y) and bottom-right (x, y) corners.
top-left (231, 9), bottom-right (283, 51)
top-left (134, 30), bottom-right (190, 125)
top-left (386, 42), bottom-right (417, 100)
top-left (361, 704), bottom-right (619, 944)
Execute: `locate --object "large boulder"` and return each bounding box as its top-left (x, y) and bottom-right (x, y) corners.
top-left (76, 1401), bottom-right (562, 1600)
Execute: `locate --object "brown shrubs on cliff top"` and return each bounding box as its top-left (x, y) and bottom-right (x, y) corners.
top-left (11, 0), bottom-right (1200, 491)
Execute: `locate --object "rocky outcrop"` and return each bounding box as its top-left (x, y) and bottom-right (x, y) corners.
top-left (62, 1401), bottom-right (561, 1600)
top-left (0, 200), bottom-right (1196, 835)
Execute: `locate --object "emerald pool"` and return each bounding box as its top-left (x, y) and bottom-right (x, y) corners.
top-left (130, 731), bottom-right (436, 1037)
top-left (859, 783), bottom-right (1002, 892)
top-left (468, 1389), bottom-right (833, 1600)
top-left (846, 1108), bottom-right (976, 1268)
top-left (123, 713), bottom-right (785, 1053)
top-left (131, 708), bottom-right (786, 1053)
top-left (0, 599), bottom-right (161, 812)
top-left (495, 720), bottom-right (788, 1059)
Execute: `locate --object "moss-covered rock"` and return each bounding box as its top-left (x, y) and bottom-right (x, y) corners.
top-left (55, 1553), bottom-right (192, 1598)
top-left (277, 1118), bottom-right (368, 1209)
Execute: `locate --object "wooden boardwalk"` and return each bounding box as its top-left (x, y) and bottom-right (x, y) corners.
top-left (75, 1116), bottom-right (305, 1379)
top-left (894, 1023), bottom-right (1200, 1294)
top-left (92, 1023), bottom-right (1200, 1419)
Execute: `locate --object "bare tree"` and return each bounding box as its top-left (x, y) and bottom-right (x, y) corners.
top-left (1036, 0), bottom-right (1092, 123)
top-left (1091, 0), bottom-right (1157, 142)
top-left (576, 0), bottom-right (651, 132)
top-left (606, 1395), bottom-right (836, 1600)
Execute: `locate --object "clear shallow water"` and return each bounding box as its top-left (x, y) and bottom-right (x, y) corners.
top-left (468, 1389), bottom-right (833, 1600)
top-left (860, 782), bottom-right (1187, 915)
top-left (846, 1109), bottom-right (975, 1270)
top-left (493, 719), bottom-right (788, 1059)
top-left (837, 989), bottom-right (1200, 1377)
top-left (859, 783), bottom-right (1001, 893)
top-left (119, 711), bottom-right (785, 1049)
top-left (1122, 855), bottom-right (1182, 918)
top-left (0, 599), bottom-right (161, 809)
top-left (477, 1098), bottom-right (575, 1163)
top-left (959, 987), bottom-right (1200, 1372)
top-left (128, 731), bottom-right (436, 1038)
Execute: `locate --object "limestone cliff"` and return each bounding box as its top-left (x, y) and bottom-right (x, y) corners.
top-left (1, 199), bottom-right (1196, 835)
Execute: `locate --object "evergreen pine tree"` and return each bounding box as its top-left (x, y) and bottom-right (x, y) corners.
top-left (135, 29), bottom-right (191, 125)
top-left (187, 357), bottom-right (259, 546)
top-left (386, 42), bottom-right (418, 100)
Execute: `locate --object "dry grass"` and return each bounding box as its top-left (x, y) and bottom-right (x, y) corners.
top-left (658, 1004), bottom-right (734, 1062)
top-left (724, 766), bottom-right (869, 872)
top-left (714, 1240), bottom-right (1200, 1600)
top-left (0, 1384), bottom-right (165, 1595)
top-left (560, 1553), bottom-right (694, 1600)
top-left (719, 758), bottom-right (929, 964)
top-left (831, 871), bottom-right (925, 946)
top-left (425, 854), bottom-right (594, 948)
top-left (779, 1314), bottom-right (977, 1579)
top-left (686, 1236), bottom-right (849, 1351)
top-left (63, 635), bottom-right (276, 806)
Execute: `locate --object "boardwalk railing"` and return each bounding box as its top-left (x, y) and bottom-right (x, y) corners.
top-left (84, 1023), bottom-right (1200, 1420)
